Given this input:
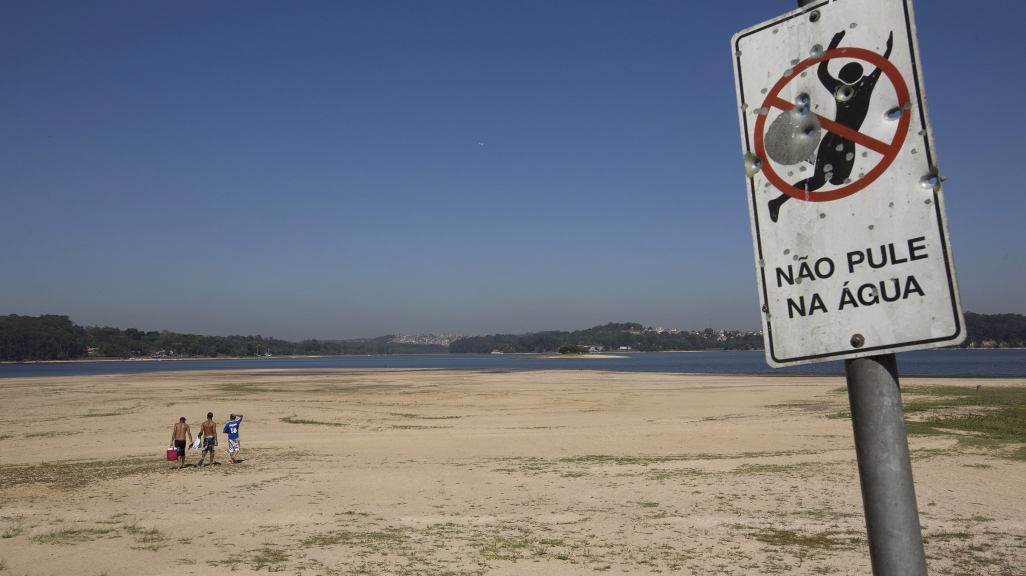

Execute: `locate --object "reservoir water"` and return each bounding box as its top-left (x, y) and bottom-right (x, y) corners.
top-left (1, 349), bottom-right (1024, 379)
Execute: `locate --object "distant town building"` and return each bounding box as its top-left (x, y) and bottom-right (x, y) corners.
top-left (389, 333), bottom-right (468, 346)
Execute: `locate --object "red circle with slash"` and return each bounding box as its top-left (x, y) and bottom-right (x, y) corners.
top-left (753, 48), bottom-right (911, 202)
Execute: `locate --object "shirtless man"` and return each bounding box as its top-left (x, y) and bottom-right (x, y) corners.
top-left (198, 412), bottom-right (218, 466)
top-left (170, 417), bottom-right (193, 470)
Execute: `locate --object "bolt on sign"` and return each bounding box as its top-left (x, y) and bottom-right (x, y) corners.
top-left (731, 0), bottom-right (964, 367)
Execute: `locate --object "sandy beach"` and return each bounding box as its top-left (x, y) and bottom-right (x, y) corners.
top-left (0, 369), bottom-right (1023, 575)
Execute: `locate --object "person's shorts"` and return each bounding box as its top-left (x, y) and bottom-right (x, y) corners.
top-left (174, 439), bottom-right (186, 457)
top-left (202, 437), bottom-right (216, 453)
top-left (228, 438), bottom-right (240, 453)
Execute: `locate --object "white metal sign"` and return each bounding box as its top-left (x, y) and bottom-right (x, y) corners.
top-left (731, 0), bottom-right (964, 367)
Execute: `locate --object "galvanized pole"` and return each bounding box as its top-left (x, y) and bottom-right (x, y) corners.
top-left (845, 354), bottom-right (928, 576)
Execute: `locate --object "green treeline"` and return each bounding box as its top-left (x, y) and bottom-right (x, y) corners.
top-left (448, 322), bottom-right (763, 353)
top-left (0, 315), bottom-right (83, 361)
top-left (448, 314), bottom-right (1026, 353)
top-left (0, 315), bottom-right (445, 361)
top-left (964, 312), bottom-right (1026, 348)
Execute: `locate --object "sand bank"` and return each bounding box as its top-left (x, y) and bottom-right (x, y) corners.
top-left (0, 369), bottom-right (1022, 575)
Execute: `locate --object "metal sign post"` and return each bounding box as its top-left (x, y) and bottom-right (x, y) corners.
top-left (846, 354), bottom-right (927, 575)
top-left (730, 1), bottom-right (964, 574)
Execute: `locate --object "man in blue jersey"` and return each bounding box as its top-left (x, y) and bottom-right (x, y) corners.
top-left (223, 413), bottom-right (244, 464)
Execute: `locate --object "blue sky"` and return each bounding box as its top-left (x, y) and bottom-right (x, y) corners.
top-left (1, 0), bottom-right (1023, 340)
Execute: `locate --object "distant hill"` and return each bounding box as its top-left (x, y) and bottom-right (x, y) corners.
top-left (2, 312), bottom-right (1022, 362)
top-left (963, 312), bottom-right (1026, 348)
top-left (0, 315), bottom-right (446, 361)
top-left (448, 322), bottom-right (763, 353)
top-left (450, 314), bottom-right (1026, 353)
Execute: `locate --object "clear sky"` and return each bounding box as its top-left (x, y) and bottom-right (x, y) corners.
top-left (2, 0), bottom-right (1023, 340)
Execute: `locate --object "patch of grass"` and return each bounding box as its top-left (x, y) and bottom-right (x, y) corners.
top-left (248, 448), bottom-right (312, 462)
top-left (389, 413), bottom-right (460, 420)
top-left (298, 520), bottom-right (701, 573)
top-left (827, 385), bottom-right (1026, 457)
top-left (560, 454), bottom-right (720, 466)
top-left (922, 529), bottom-right (974, 544)
top-left (769, 402), bottom-right (833, 412)
top-left (2, 528), bottom-right (22, 539)
top-left (732, 461), bottom-right (819, 476)
top-left (251, 547), bottom-right (288, 571)
top-left (559, 450), bottom-right (816, 467)
top-left (645, 468), bottom-right (704, 481)
top-left (303, 528), bottom-right (406, 548)
top-left (701, 414), bottom-right (742, 421)
top-left (749, 527), bottom-right (860, 550)
top-left (97, 513), bottom-right (130, 525)
top-left (31, 528), bottom-right (117, 544)
top-left (280, 416), bottom-right (345, 427)
top-left (0, 458), bottom-right (159, 491)
top-left (125, 525), bottom-right (166, 550)
top-left (904, 420), bottom-right (946, 436)
top-left (475, 532), bottom-right (533, 561)
top-left (208, 547), bottom-right (289, 572)
top-left (934, 408), bottom-right (1025, 439)
top-left (901, 385), bottom-right (1026, 455)
top-left (25, 431), bottom-right (78, 438)
top-left (0, 435), bottom-right (12, 441)
top-left (207, 557), bottom-right (244, 569)
top-left (82, 406), bottom-right (135, 418)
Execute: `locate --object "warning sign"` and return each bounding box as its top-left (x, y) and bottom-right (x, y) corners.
top-left (755, 46), bottom-right (910, 204)
top-left (731, 0), bottom-right (964, 367)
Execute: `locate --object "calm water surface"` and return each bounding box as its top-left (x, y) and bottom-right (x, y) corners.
top-left (1, 350), bottom-right (1024, 379)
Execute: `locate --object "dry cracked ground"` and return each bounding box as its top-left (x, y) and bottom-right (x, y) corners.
top-left (0, 368), bottom-right (1023, 575)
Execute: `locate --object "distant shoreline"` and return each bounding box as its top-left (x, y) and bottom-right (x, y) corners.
top-left (4, 347), bottom-right (1025, 365)
top-left (510, 354), bottom-right (626, 360)
top-left (0, 354), bottom-right (425, 365)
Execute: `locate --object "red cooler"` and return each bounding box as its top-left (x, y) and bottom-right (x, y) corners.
top-left (167, 447), bottom-right (178, 461)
